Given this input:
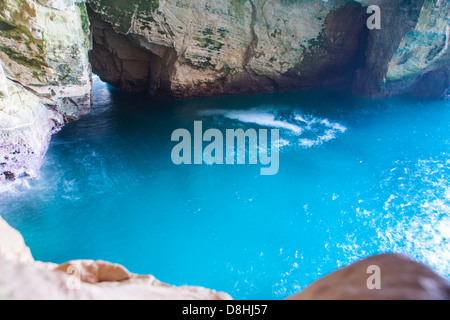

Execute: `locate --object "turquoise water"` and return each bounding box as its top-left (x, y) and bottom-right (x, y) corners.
top-left (1, 77), bottom-right (449, 299)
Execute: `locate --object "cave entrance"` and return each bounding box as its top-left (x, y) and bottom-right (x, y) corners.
top-left (87, 6), bottom-right (177, 94)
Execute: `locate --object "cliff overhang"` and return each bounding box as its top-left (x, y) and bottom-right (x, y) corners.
top-left (86, 0), bottom-right (449, 98)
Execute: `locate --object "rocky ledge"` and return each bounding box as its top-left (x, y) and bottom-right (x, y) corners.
top-left (1, 216), bottom-right (449, 300)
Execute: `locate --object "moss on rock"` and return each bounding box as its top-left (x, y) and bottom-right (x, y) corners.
top-left (87, 0), bottom-right (159, 33)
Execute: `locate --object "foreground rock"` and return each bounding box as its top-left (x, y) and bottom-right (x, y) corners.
top-left (56, 260), bottom-right (131, 284)
top-left (0, 216), bottom-right (33, 264)
top-left (0, 258), bottom-right (231, 299)
top-left (0, 217), bottom-right (231, 300)
top-left (1, 216), bottom-right (448, 300)
top-left (288, 253), bottom-right (450, 300)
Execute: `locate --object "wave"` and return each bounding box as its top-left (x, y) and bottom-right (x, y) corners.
top-left (198, 108), bottom-right (347, 149)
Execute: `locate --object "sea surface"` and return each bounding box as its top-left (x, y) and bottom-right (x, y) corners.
top-left (1, 76), bottom-right (449, 299)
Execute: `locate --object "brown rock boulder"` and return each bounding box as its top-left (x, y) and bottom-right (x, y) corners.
top-left (287, 253), bottom-right (450, 300)
top-left (55, 260), bottom-right (130, 284)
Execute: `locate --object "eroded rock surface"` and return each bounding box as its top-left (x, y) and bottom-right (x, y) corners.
top-left (0, 0), bottom-right (92, 191)
top-left (0, 0), bottom-right (92, 118)
top-left (87, 0), bottom-right (449, 97)
top-left (355, 0), bottom-right (450, 97)
top-left (0, 63), bottom-right (63, 191)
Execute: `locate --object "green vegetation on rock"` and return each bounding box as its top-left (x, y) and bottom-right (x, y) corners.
top-left (0, 0), bottom-right (48, 71)
top-left (87, 0), bottom-right (160, 33)
top-left (0, 45), bottom-right (46, 70)
top-left (193, 36), bottom-right (224, 51)
top-left (217, 27), bottom-right (229, 39)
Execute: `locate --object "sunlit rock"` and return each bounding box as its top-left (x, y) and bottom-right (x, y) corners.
top-left (0, 217), bottom-right (33, 264)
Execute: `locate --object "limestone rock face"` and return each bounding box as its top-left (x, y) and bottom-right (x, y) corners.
top-left (287, 253), bottom-right (450, 300)
top-left (0, 0), bottom-right (92, 191)
top-left (87, 0), bottom-right (368, 96)
top-left (87, 0), bottom-right (449, 97)
top-left (0, 63), bottom-right (63, 189)
top-left (0, 0), bottom-right (92, 119)
top-left (0, 257), bottom-right (232, 300)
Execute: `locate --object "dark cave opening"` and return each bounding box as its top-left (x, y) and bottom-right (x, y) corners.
top-left (282, 1), bottom-right (370, 92)
top-left (85, 2), bottom-right (373, 98)
top-left (87, 5), bottom-right (177, 95)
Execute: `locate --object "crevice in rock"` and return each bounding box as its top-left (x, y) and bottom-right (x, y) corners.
top-left (87, 5), bottom-right (177, 94)
top-left (354, 0), bottom-right (427, 96)
top-left (281, 1), bottom-right (370, 91)
top-left (243, 0), bottom-right (259, 72)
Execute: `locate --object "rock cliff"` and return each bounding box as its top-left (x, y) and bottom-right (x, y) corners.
top-left (87, 0), bottom-right (449, 97)
top-left (1, 0), bottom-right (448, 191)
top-left (0, 0), bottom-right (448, 300)
top-left (0, 0), bottom-right (91, 190)
top-left (355, 0), bottom-right (450, 97)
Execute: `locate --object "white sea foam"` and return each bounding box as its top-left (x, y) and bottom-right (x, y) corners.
top-left (200, 109), bottom-right (303, 134)
top-left (298, 139), bottom-right (317, 148)
top-left (199, 108), bottom-right (347, 149)
top-left (294, 114), bottom-right (308, 123)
